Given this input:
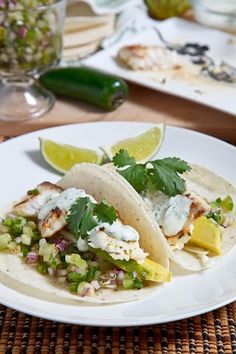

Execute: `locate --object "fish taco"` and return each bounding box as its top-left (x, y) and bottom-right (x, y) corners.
top-left (106, 150), bottom-right (236, 271)
top-left (0, 164), bottom-right (170, 303)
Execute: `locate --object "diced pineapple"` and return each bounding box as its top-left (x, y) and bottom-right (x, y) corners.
top-left (188, 216), bottom-right (221, 255)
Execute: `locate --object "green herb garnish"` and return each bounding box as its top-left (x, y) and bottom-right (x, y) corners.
top-left (207, 195), bottom-right (233, 225)
top-left (38, 262), bottom-right (48, 275)
top-left (3, 217), bottom-right (26, 237)
top-left (206, 209), bottom-right (223, 224)
top-left (27, 188), bottom-right (40, 196)
top-left (210, 195), bottom-right (233, 213)
top-left (21, 244), bottom-right (30, 257)
top-left (67, 272), bottom-right (87, 283)
top-left (113, 149), bottom-right (191, 196)
top-left (69, 283), bottom-right (78, 293)
top-left (66, 197), bottom-right (117, 240)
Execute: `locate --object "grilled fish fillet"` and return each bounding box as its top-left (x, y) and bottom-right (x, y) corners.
top-left (13, 182), bottom-right (62, 218)
top-left (38, 207), bottom-right (67, 238)
top-left (118, 45), bottom-right (183, 71)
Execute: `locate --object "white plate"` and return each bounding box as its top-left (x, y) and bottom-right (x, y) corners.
top-left (84, 18), bottom-right (236, 116)
top-left (0, 122), bottom-right (236, 326)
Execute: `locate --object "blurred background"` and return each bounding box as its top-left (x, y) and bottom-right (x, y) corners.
top-left (0, 0), bottom-right (235, 121)
top-left (63, 0), bottom-right (236, 61)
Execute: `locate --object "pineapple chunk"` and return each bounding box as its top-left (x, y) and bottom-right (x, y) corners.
top-left (188, 216), bottom-right (221, 255)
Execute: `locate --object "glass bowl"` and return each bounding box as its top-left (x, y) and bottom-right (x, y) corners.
top-left (0, 0), bottom-right (66, 122)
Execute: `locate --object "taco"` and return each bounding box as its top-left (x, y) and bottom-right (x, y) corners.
top-left (106, 152), bottom-right (236, 271)
top-left (0, 164), bottom-right (170, 303)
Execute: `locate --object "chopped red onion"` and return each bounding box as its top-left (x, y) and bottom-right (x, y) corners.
top-left (113, 268), bottom-right (121, 274)
top-left (53, 238), bottom-right (68, 252)
top-left (26, 251), bottom-right (38, 264)
top-left (18, 26), bottom-right (28, 38)
top-left (82, 287), bottom-right (91, 297)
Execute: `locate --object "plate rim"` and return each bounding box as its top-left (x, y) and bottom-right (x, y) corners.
top-left (0, 121), bottom-right (236, 326)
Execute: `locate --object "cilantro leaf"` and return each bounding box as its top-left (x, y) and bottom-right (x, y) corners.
top-left (27, 188), bottom-right (40, 196)
top-left (206, 209), bottom-right (224, 224)
top-left (79, 201), bottom-right (97, 238)
top-left (113, 149), bottom-right (135, 167)
top-left (113, 149), bottom-right (191, 197)
top-left (119, 164), bottom-right (148, 193)
top-left (148, 160), bottom-right (186, 196)
top-left (157, 157), bottom-right (191, 173)
top-left (66, 197), bottom-right (97, 239)
top-left (66, 197), bottom-right (118, 240)
top-left (94, 200), bottom-right (117, 224)
top-left (207, 195), bottom-right (233, 225)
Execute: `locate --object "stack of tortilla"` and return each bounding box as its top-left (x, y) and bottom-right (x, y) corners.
top-left (63, 0), bottom-right (115, 61)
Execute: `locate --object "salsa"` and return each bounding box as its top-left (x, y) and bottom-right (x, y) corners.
top-left (0, 0), bottom-right (65, 73)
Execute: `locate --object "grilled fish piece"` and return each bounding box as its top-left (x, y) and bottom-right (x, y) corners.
top-left (37, 188), bottom-right (93, 238)
top-left (118, 45), bottom-right (183, 71)
top-left (13, 182), bottom-right (62, 218)
top-left (187, 192), bottom-right (211, 219)
top-left (38, 207), bottom-right (67, 238)
top-left (166, 193), bottom-right (210, 248)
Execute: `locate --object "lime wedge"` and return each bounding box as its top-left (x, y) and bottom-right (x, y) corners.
top-left (101, 124), bottom-right (165, 163)
top-left (40, 138), bottom-right (102, 174)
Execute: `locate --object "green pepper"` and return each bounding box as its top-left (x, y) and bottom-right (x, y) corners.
top-left (39, 67), bottom-right (128, 111)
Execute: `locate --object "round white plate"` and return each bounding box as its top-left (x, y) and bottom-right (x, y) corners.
top-left (0, 121), bottom-right (236, 326)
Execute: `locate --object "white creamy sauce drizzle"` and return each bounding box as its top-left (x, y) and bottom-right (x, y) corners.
top-left (38, 188), bottom-right (96, 220)
top-left (77, 219), bottom-right (145, 262)
top-left (37, 187), bottom-right (146, 262)
top-left (77, 238), bottom-right (89, 252)
top-left (87, 230), bottom-right (147, 263)
top-left (163, 195), bottom-right (192, 236)
top-left (142, 191), bottom-right (192, 237)
top-left (91, 220), bottom-right (139, 242)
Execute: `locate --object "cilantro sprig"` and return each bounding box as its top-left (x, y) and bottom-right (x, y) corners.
top-left (66, 197), bottom-right (117, 240)
top-left (113, 149), bottom-right (191, 196)
top-left (27, 188), bottom-right (40, 196)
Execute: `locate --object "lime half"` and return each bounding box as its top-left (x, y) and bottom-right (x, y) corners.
top-left (101, 124), bottom-right (165, 163)
top-left (40, 138), bottom-right (103, 174)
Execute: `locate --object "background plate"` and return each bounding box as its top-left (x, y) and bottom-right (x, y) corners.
top-left (84, 18), bottom-right (236, 116)
top-left (0, 121), bottom-right (236, 326)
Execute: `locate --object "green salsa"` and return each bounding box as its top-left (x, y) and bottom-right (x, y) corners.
top-left (0, 0), bottom-right (65, 72)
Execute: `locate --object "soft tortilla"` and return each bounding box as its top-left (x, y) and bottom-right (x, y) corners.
top-left (103, 163), bottom-right (236, 271)
top-left (0, 163), bottom-right (170, 303)
top-left (172, 164), bottom-right (236, 271)
top-left (0, 251), bottom-right (160, 304)
top-left (58, 163), bottom-right (169, 268)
